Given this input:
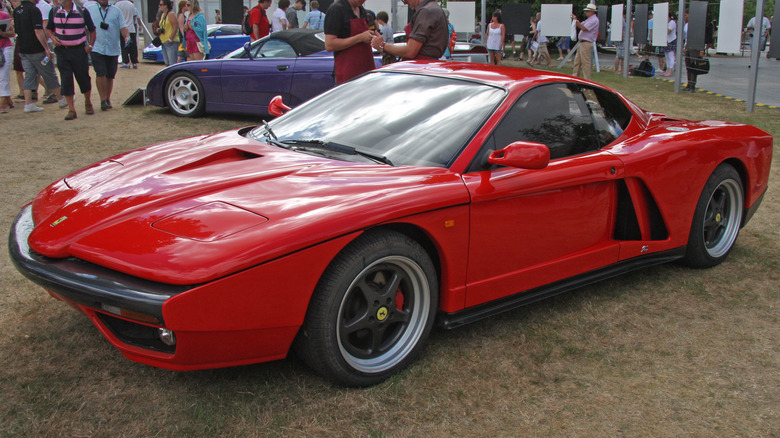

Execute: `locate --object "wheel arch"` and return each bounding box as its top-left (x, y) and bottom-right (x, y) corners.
top-left (368, 223), bottom-right (443, 290)
top-left (719, 157), bottom-right (752, 224)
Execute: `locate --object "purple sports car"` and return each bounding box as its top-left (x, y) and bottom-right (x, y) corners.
top-left (145, 29), bottom-right (381, 117)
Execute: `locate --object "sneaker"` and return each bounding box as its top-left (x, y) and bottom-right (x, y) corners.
top-left (85, 102), bottom-right (94, 115)
top-left (132, 64), bottom-right (138, 69)
top-left (65, 110), bottom-right (77, 120)
top-left (24, 103), bottom-right (44, 112)
top-left (43, 94), bottom-right (58, 104)
top-left (120, 63), bottom-right (130, 69)
top-left (58, 98), bottom-right (68, 108)
top-left (101, 100), bottom-right (111, 111)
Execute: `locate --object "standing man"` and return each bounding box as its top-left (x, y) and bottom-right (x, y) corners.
top-left (115, 0), bottom-right (142, 69)
top-left (35, 0), bottom-right (56, 102)
top-left (13, 0), bottom-right (64, 112)
top-left (571, 2), bottom-right (598, 81)
top-left (46, 0), bottom-right (95, 119)
top-left (302, 0), bottom-right (324, 30)
top-left (370, 0), bottom-right (448, 61)
top-left (249, 0), bottom-right (271, 41)
top-left (85, 0), bottom-right (127, 110)
top-left (324, 0), bottom-right (375, 84)
top-left (287, 0), bottom-right (304, 29)
top-left (747, 14), bottom-right (771, 51)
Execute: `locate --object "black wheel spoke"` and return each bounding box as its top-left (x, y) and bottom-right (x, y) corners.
top-left (341, 309), bottom-right (372, 336)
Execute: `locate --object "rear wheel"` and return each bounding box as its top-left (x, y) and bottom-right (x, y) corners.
top-left (682, 164), bottom-right (744, 268)
top-left (165, 72), bottom-right (205, 117)
top-left (296, 230), bottom-right (438, 387)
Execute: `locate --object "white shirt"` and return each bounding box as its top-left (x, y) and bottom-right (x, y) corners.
top-left (747, 16), bottom-right (772, 34)
top-left (114, 0), bottom-right (140, 33)
top-left (36, 0), bottom-right (52, 42)
top-left (272, 8), bottom-right (286, 32)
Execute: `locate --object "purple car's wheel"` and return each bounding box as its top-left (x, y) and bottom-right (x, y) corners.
top-left (165, 72), bottom-right (205, 117)
top-left (296, 230), bottom-right (438, 387)
top-left (683, 164), bottom-right (744, 268)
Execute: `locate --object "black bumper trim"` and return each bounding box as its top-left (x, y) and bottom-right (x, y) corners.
top-left (8, 205), bottom-right (194, 324)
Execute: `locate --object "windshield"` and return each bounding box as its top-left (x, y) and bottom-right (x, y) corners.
top-left (248, 72), bottom-right (505, 167)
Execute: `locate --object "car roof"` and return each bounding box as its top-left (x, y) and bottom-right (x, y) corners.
top-left (262, 29), bottom-right (325, 57)
top-left (378, 61), bottom-right (578, 88)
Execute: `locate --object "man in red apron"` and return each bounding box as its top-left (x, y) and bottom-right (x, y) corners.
top-left (370, 0), bottom-right (447, 61)
top-left (323, 0), bottom-right (376, 84)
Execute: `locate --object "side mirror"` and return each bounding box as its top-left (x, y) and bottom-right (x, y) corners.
top-left (487, 141), bottom-right (550, 169)
top-left (214, 30), bottom-right (223, 36)
top-left (268, 95), bottom-right (291, 117)
top-left (243, 42), bottom-right (253, 60)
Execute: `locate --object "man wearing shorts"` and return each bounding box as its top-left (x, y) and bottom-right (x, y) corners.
top-left (85, 0), bottom-right (127, 110)
top-left (13, 0), bottom-right (64, 112)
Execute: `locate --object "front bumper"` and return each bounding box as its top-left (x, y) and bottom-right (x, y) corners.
top-left (9, 204), bottom-right (304, 370)
top-left (9, 205), bottom-right (192, 324)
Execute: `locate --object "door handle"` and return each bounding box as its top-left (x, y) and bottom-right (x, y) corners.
top-left (277, 65), bottom-right (290, 71)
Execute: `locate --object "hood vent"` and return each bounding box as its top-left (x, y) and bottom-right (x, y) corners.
top-left (164, 149), bottom-right (263, 175)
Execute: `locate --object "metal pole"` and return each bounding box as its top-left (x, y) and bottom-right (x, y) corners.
top-left (674, 1), bottom-right (684, 92)
top-left (392, 0), bottom-right (398, 33)
top-left (747, 0), bottom-right (765, 112)
top-left (481, 0), bottom-right (486, 41)
top-left (623, 0), bottom-right (632, 78)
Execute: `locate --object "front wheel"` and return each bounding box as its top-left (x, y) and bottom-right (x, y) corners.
top-left (295, 230), bottom-right (438, 387)
top-left (165, 71), bottom-right (205, 117)
top-left (682, 164), bottom-right (744, 268)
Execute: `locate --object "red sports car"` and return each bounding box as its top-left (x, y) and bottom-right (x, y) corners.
top-left (10, 62), bottom-right (772, 387)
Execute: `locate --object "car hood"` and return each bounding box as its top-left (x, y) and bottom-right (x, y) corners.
top-left (27, 130), bottom-right (469, 285)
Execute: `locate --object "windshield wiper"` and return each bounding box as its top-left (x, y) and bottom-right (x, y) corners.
top-left (259, 121), bottom-right (293, 150)
top-left (282, 139), bottom-right (394, 166)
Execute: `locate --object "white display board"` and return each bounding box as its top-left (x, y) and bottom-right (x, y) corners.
top-left (610, 4), bottom-right (623, 41)
top-left (716, 0), bottom-right (744, 53)
top-left (447, 2), bottom-right (476, 33)
top-left (540, 4), bottom-right (573, 37)
top-left (652, 2), bottom-right (668, 46)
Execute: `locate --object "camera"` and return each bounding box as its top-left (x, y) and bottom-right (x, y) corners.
top-left (100, 22), bottom-right (109, 30)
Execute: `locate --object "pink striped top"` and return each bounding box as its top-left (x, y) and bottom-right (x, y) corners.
top-left (48, 4), bottom-right (95, 46)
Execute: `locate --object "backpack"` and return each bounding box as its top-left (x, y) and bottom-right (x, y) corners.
top-left (631, 59), bottom-right (654, 77)
top-left (242, 6), bottom-right (263, 35)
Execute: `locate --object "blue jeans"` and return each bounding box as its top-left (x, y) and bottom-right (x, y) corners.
top-left (161, 41), bottom-right (179, 66)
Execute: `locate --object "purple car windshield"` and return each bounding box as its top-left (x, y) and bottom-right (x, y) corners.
top-left (249, 72), bottom-right (506, 168)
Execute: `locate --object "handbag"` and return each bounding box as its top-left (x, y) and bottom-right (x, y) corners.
top-left (196, 40), bottom-right (210, 54)
top-left (152, 36), bottom-right (162, 47)
top-left (689, 57), bottom-right (709, 75)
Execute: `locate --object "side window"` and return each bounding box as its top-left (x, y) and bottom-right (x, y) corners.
top-left (254, 39), bottom-right (296, 58)
top-left (220, 26), bottom-right (242, 36)
top-left (581, 86), bottom-right (632, 146)
top-left (487, 83), bottom-right (600, 161)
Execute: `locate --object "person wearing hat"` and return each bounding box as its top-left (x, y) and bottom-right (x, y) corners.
top-left (571, 2), bottom-right (599, 80)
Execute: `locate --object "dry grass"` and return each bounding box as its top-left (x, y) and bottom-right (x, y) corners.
top-left (0, 61), bottom-right (778, 437)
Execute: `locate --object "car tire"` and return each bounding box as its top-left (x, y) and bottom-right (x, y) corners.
top-left (295, 230), bottom-right (438, 387)
top-left (682, 164), bottom-right (744, 268)
top-left (165, 71), bottom-right (206, 117)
